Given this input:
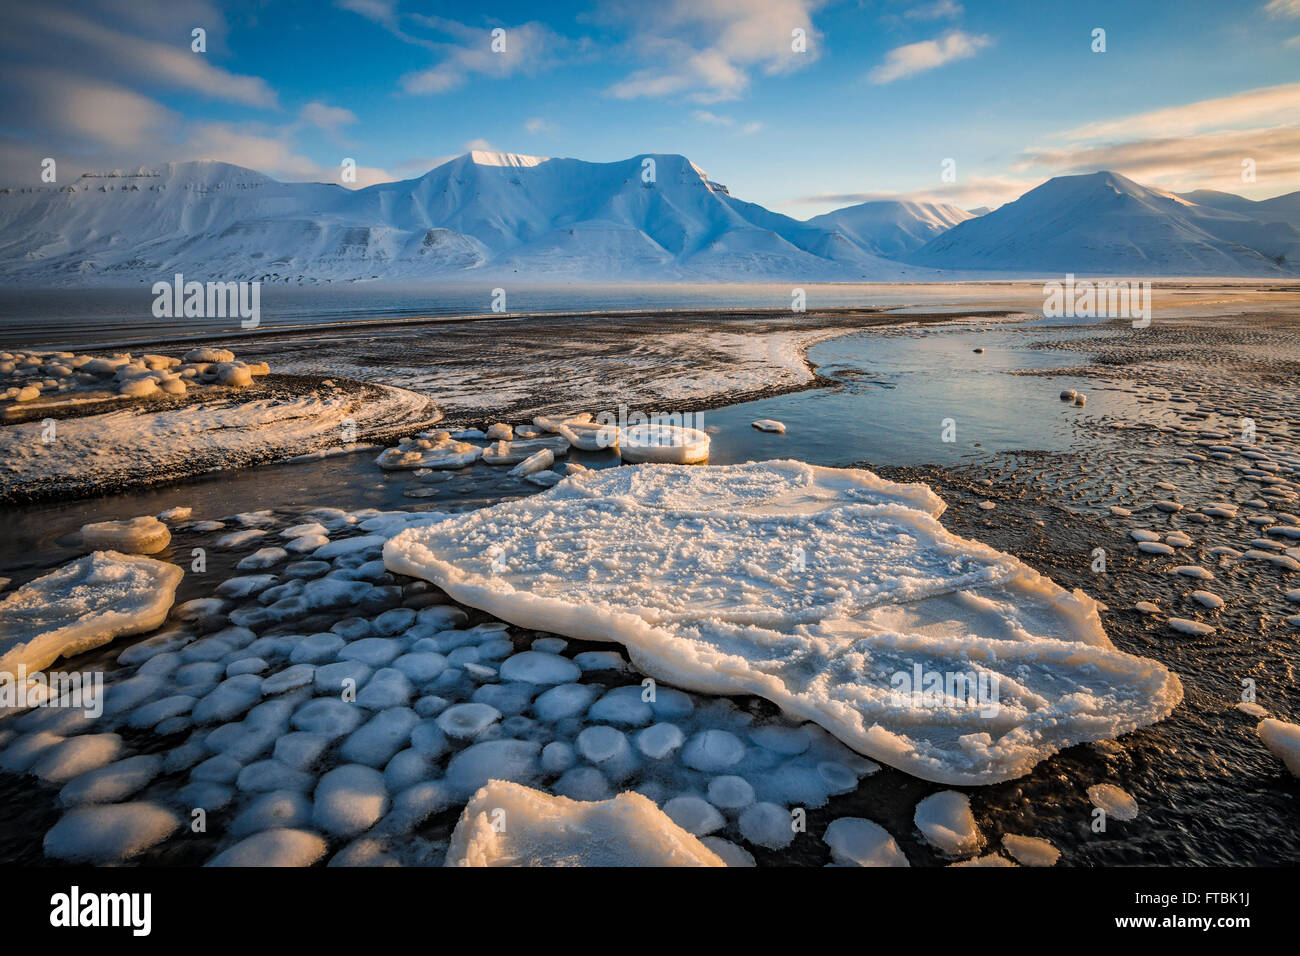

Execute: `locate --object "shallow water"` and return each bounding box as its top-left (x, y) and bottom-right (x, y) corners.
top-left (709, 320), bottom-right (1115, 466)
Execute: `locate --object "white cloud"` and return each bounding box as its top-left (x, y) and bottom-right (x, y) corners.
top-left (1021, 125), bottom-right (1300, 195)
top-left (391, 155), bottom-right (452, 177)
top-left (869, 30), bottom-right (991, 84)
top-left (398, 20), bottom-right (569, 94)
top-left (904, 1), bottom-right (965, 21)
top-left (0, 3), bottom-right (277, 108)
top-left (691, 111), bottom-right (763, 134)
top-left (1007, 84), bottom-right (1300, 196)
top-left (182, 122), bottom-right (395, 187)
top-left (1, 67), bottom-right (175, 151)
top-left (336, 5), bottom-right (572, 95)
top-left (602, 0), bottom-right (821, 103)
top-left (0, 62), bottom-right (386, 189)
top-left (693, 110), bottom-right (733, 125)
top-left (1265, 0), bottom-right (1300, 16)
top-left (341, 0), bottom-right (816, 103)
top-left (1061, 82), bottom-right (1300, 140)
top-left (794, 174), bottom-right (1033, 213)
top-left (338, 0), bottom-right (398, 27)
top-left (301, 102), bottom-right (358, 135)
top-left (524, 117), bottom-right (554, 134)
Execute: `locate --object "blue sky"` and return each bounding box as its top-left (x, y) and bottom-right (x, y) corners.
top-left (1, 0), bottom-right (1298, 216)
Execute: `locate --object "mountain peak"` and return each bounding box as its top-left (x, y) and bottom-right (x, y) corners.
top-left (1040, 169), bottom-right (1147, 196)
top-left (466, 150), bottom-right (548, 168)
top-left (910, 168), bottom-right (1294, 275)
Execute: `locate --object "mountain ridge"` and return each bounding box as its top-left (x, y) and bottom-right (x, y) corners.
top-left (909, 171), bottom-right (1297, 276)
top-left (1, 154), bottom-right (1296, 284)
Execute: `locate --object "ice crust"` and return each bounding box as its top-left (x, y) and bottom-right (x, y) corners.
top-left (445, 780), bottom-right (725, 866)
top-left (385, 460), bottom-right (1182, 784)
top-left (0, 551), bottom-right (183, 675)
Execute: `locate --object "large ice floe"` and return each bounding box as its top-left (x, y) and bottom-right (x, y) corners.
top-left (445, 780), bottom-right (725, 866)
top-left (385, 460), bottom-right (1182, 784)
top-left (0, 552), bottom-right (183, 676)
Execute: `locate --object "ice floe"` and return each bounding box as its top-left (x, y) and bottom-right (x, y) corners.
top-left (384, 459), bottom-right (1182, 784)
top-left (1, 370), bottom-right (439, 500)
top-left (738, 801), bottom-right (795, 849)
top-left (618, 424), bottom-right (710, 464)
top-left (1189, 590), bottom-right (1224, 609)
top-left (1001, 832), bottom-right (1059, 866)
top-left (555, 421), bottom-right (618, 451)
top-left (0, 551), bottom-right (183, 675)
top-left (1256, 718), bottom-right (1300, 777)
top-left (44, 802), bottom-right (180, 863)
top-left (445, 780), bottom-right (725, 866)
top-left (80, 516), bottom-right (171, 555)
top-left (376, 439), bottom-right (481, 471)
top-left (482, 437), bottom-right (570, 466)
top-left (914, 790), bottom-right (982, 856)
top-left (509, 449), bottom-right (554, 478)
top-left (1087, 783), bottom-right (1139, 821)
top-left (824, 817), bottom-right (909, 866)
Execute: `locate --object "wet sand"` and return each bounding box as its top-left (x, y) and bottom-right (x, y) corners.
top-left (168, 307), bottom-right (1022, 423)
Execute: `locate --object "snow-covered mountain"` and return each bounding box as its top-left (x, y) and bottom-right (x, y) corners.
top-left (910, 171), bottom-right (1297, 276)
top-left (804, 200), bottom-right (976, 257)
top-left (1178, 188), bottom-right (1300, 228)
top-left (0, 152), bottom-right (911, 284)
top-left (1, 156), bottom-right (1296, 284)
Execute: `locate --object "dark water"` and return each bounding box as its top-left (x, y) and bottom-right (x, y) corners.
top-left (0, 284), bottom-right (1007, 350)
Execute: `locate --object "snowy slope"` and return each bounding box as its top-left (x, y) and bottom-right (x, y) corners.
top-left (805, 200), bottom-right (975, 257)
top-left (1180, 188), bottom-right (1300, 228)
top-left (910, 171), bottom-right (1297, 276)
top-left (0, 160), bottom-right (487, 284)
top-left (349, 152), bottom-right (910, 280)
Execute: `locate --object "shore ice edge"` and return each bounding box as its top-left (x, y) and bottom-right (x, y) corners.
top-left (446, 779), bottom-right (725, 866)
top-left (384, 459), bottom-right (1183, 785)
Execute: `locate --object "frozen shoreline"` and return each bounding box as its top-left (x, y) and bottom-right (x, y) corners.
top-left (0, 374), bottom-right (442, 505)
top-left (182, 307), bottom-right (1023, 423)
top-left (2, 301), bottom-right (1299, 866)
top-left (0, 308), bottom-right (1012, 502)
